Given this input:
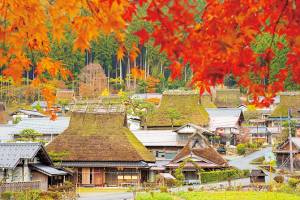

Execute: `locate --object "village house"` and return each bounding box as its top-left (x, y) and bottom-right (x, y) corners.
top-left (46, 111), bottom-right (155, 187)
top-left (206, 108), bottom-right (244, 146)
top-left (0, 143), bottom-right (68, 192)
top-left (146, 90), bottom-right (210, 130)
top-left (274, 137), bottom-right (300, 170)
top-left (133, 123), bottom-right (213, 179)
top-left (247, 126), bottom-right (272, 144)
top-left (166, 132), bottom-right (229, 183)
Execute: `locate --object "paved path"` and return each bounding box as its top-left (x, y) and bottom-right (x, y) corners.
top-left (229, 147), bottom-right (272, 170)
top-left (79, 192), bottom-right (133, 200)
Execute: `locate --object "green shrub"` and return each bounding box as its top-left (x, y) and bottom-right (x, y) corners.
top-left (274, 175), bottom-right (284, 183)
top-left (237, 144), bottom-right (246, 155)
top-left (1, 191), bottom-right (14, 200)
top-left (159, 186), bottom-right (168, 193)
top-left (200, 169), bottom-right (248, 183)
top-left (188, 187), bottom-right (194, 192)
top-left (288, 178), bottom-right (300, 188)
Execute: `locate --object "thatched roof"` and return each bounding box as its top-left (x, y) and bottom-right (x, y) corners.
top-left (146, 91), bottom-right (209, 128)
top-left (200, 94), bottom-right (217, 108)
top-left (271, 93), bottom-right (300, 118)
top-left (46, 112), bottom-right (155, 162)
top-left (214, 89), bottom-right (241, 108)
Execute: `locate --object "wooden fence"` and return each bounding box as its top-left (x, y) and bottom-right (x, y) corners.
top-left (0, 181), bottom-right (41, 193)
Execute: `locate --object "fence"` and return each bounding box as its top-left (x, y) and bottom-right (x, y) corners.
top-left (0, 181), bottom-right (41, 193)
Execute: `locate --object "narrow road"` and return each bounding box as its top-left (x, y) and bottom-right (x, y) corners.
top-left (79, 192), bottom-right (133, 200)
top-left (229, 147), bottom-right (272, 170)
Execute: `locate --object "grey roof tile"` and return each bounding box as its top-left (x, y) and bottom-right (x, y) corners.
top-left (0, 143), bottom-right (42, 169)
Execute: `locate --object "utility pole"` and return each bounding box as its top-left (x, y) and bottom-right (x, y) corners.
top-left (288, 108), bottom-right (294, 173)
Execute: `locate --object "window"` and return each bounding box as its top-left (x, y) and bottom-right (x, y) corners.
top-left (165, 152), bottom-right (177, 159)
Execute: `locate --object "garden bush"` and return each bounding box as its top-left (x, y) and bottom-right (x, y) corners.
top-left (288, 178), bottom-right (300, 188)
top-left (200, 169), bottom-right (249, 183)
top-left (237, 144), bottom-right (246, 155)
top-left (159, 186), bottom-right (168, 193)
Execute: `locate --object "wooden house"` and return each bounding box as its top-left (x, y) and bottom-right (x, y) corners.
top-left (206, 108), bottom-right (244, 145)
top-left (78, 63), bottom-right (107, 98)
top-left (166, 132), bottom-right (228, 183)
top-left (0, 143), bottom-right (68, 192)
top-left (274, 137), bottom-right (300, 170)
top-left (174, 123), bottom-right (214, 145)
top-left (46, 112), bottom-right (155, 187)
top-left (146, 90), bottom-right (209, 130)
top-left (250, 169), bottom-right (266, 183)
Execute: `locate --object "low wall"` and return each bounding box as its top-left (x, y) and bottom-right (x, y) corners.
top-left (0, 181), bottom-right (41, 193)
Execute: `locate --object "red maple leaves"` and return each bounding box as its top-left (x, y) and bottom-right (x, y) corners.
top-left (131, 0), bottom-right (300, 107)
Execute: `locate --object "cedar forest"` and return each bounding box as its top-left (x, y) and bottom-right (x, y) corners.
top-left (0, 0), bottom-right (300, 108)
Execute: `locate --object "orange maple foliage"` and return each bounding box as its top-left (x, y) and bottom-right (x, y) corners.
top-left (1, 0), bottom-right (300, 108)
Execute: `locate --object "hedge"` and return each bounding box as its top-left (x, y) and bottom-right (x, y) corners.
top-left (200, 169), bottom-right (250, 183)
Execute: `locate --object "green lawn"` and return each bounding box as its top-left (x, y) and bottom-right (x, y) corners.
top-left (136, 192), bottom-right (300, 200)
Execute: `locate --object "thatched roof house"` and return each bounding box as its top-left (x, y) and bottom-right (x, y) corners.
top-left (47, 112), bottom-right (154, 163)
top-left (200, 94), bottom-right (216, 108)
top-left (146, 91), bottom-right (209, 129)
top-left (270, 92), bottom-right (300, 118)
top-left (214, 89), bottom-right (241, 108)
top-left (46, 111), bottom-right (155, 186)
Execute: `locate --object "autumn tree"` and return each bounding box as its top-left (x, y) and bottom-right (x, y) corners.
top-left (1, 0), bottom-right (300, 107)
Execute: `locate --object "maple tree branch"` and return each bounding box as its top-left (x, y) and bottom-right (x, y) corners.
top-left (270, 0), bottom-right (288, 47)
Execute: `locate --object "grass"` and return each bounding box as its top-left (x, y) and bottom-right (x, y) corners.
top-left (177, 191), bottom-right (300, 200)
top-left (136, 192), bottom-right (300, 200)
top-left (78, 187), bottom-right (128, 193)
top-left (136, 192), bottom-right (174, 200)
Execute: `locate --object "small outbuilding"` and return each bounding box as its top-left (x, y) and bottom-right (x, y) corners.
top-left (250, 169), bottom-right (267, 183)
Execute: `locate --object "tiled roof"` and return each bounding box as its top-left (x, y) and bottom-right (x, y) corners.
top-left (206, 108), bottom-right (243, 131)
top-left (31, 164), bottom-right (68, 176)
top-left (0, 143), bottom-right (51, 169)
top-left (169, 133), bottom-right (228, 168)
top-left (12, 117), bottom-right (70, 135)
top-left (132, 130), bottom-right (181, 147)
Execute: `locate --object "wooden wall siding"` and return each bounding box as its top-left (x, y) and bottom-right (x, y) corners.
top-left (94, 168), bottom-right (104, 186)
top-left (32, 171), bottom-right (48, 191)
top-left (82, 168), bottom-right (91, 185)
